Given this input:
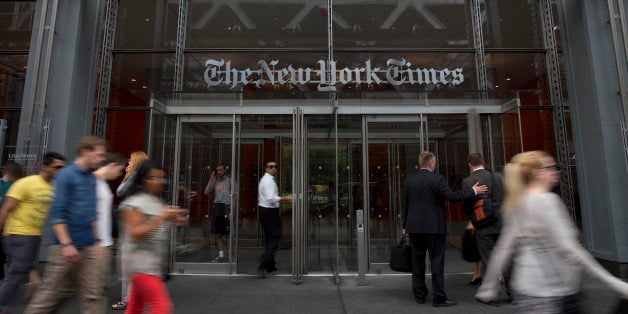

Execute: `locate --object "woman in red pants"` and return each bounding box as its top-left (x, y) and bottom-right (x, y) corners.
top-left (119, 160), bottom-right (187, 313)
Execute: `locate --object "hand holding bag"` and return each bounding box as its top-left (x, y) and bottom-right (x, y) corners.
top-left (389, 236), bottom-right (412, 272)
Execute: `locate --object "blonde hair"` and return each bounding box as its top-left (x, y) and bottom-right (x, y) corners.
top-left (502, 150), bottom-right (551, 215)
top-left (123, 151), bottom-right (148, 181)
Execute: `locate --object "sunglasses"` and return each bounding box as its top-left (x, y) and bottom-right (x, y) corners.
top-left (266, 165), bottom-right (277, 169)
top-left (53, 165), bottom-right (64, 169)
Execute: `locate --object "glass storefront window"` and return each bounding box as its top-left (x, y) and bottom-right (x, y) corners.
top-left (116, 0), bottom-right (178, 49)
top-left (0, 55), bottom-right (28, 108)
top-left (0, 110), bottom-right (21, 166)
top-left (483, 0), bottom-right (543, 48)
top-left (187, 0), bottom-right (327, 48)
top-left (334, 0), bottom-right (471, 48)
top-left (0, 1), bottom-right (35, 50)
top-left (110, 53), bottom-right (175, 106)
top-left (485, 52), bottom-right (548, 105)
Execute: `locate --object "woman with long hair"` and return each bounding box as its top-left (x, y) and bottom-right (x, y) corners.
top-left (119, 161), bottom-right (186, 313)
top-left (112, 151), bottom-right (148, 310)
top-left (117, 151), bottom-right (149, 199)
top-left (476, 151), bottom-right (628, 312)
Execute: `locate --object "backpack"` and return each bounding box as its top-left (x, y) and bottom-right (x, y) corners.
top-left (469, 172), bottom-right (501, 230)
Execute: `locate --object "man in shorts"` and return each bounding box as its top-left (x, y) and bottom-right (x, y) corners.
top-left (204, 163), bottom-right (235, 263)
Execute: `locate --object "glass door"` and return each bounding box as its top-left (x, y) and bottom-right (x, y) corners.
top-left (237, 114), bottom-right (294, 276)
top-left (172, 116), bottom-right (238, 274)
top-left (364, 115), bottom-right (428, 272)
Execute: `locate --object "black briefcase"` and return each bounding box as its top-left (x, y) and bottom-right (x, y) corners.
top-left (389, 236), bottom-right (412, 272)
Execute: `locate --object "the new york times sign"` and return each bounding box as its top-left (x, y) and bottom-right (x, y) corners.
top-left (203, 58), bottom-right (464, 91)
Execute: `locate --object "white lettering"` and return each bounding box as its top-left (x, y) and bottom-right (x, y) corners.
top-left (201, 58), bottom-right (465, 91)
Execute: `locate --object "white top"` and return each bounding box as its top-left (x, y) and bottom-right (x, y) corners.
top-left (120, 192), bottom-right (170, 277)
top-left (258, 173), bottom-right (280, 208)
top-left (476, 192), bottom-right (628, 299)
top-left (95, 178), bottom-right (113, 247)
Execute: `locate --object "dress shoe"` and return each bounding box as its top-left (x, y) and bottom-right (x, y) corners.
top-left (256, 269), bottom-right (266, 278)
top-left (432, 300), bottom-right (457, 307)
top-left (266, 266), bottom-right (278, 273)
top-left (468, 276), bottom-right (482, 285)
top-left (415, 297), bottom-right (426, 304)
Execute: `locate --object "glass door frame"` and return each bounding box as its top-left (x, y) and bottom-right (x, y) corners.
top-left (171, 114), bottom-right (240, 274)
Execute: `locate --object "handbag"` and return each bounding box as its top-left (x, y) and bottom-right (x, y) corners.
top-left (461, 230), bottom-right (481, 262)
top-left (470, 172), bottom-right (500, 230)
top-left (389, 236), bottom-right (412, 272)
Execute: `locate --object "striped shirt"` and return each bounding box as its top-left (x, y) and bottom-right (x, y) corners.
top-left (120, 192), bottom-right (170, 278)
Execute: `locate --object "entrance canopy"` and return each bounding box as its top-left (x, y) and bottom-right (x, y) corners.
top-left (147, 90), bottom-right (536, 115)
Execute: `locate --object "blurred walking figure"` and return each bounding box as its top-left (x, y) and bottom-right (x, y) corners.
top-left (0, 153), bottom-right (64, 312)
top-left (112, 151), bottom-right (147, 311)
top-left (0, 161), bottom-right (24, 285)
top-left (93, 154), bottom-right (126, 312)
top-left (120, 161), bottom-right (187, 314)
top-left (476, 151), bottom-right (628, 312)
top-left (25, 136), bottom-right (106, 313)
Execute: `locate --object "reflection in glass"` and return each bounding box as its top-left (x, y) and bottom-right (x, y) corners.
top-left (116, 0), bottom-right (178, 49)
top-left (334, 1), bottom-right (471, 48)
top-left (485, 53), bottom-right (547, 104)
top-left (110, 53), bottom-right (175, 105)
top-left (0, 1), bottom-right (35, 50)
top-left (187, 0), bottom-right (327, 48)
top-left (0, 55), bottom-right (28, 108)
top-left (483, 0), bottom-right (543, 48)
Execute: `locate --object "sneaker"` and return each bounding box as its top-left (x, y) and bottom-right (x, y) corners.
top-left (211, 256), bottom-right (226, 263)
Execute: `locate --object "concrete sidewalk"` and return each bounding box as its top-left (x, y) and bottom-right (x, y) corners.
top-left (10, 272), bottom-right (623, 313)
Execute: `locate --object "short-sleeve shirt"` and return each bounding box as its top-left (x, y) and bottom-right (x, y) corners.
top-left (96, 178), bottom-right (113, 247)
top-left (3, 175), bottom-right (54, 236)
top-left (210, 177), bottom-right (232, 205)
top-left (120, 192), bottom-right (170, 277)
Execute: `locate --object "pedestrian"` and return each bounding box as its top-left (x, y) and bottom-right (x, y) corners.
top-left (476, 150), bottom-right (628, 311)
top-left (93, 153), bottom-right (126, 312)
top-left (120, 160), bottom-right (187, 314)
top-left (0, 161), bottom-right (24, 285)
top-left (0, 153), bottom-right (64, 312)
top-left (204, 163), bottom-right (236, 263)
top-left (112, 150), bottom-right (147, 311)
top-left (402, 151), bottom-right (486, 307)
top-left (461, 153), bottom-right (504, 280)
top-left (257, 161), bottom-right (292, 278)
top-left (25, 136), bottom-right (106, 313)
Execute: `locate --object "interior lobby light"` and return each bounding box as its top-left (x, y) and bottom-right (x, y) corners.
top-left (131, 78), bottom-right (137, 82)
top-left (144, 18), bottom-right (151, 22)
top-left (142, 85), bottom-right (147, 89)
top-left (505, 77), bottom-right (511, 81)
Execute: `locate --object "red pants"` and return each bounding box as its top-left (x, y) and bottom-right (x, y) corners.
top-left (125, 273), bottom-right (173, 314)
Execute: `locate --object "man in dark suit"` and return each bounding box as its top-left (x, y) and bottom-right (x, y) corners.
top-left (403, 151), bottom-right (487, 307)
top-left (461, 153), bottom-right (504, 282)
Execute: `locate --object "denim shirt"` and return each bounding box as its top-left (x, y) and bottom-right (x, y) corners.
top-left (48, 162), bottom-right (97, 248)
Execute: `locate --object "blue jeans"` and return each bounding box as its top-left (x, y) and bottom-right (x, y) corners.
top-left (0, 234), bottom-right (41, 309)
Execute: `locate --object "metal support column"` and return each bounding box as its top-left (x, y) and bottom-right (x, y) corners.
top-left (174, 0), bottom-right (188, 95)
top-left (470, 0), bottom-right (488, 96)
top-left (540, 0), bottom-right (576, 221)
top-left (607, 0), bottom-right (628, 171)
top-left (94, 0), bottom-right (118, 138)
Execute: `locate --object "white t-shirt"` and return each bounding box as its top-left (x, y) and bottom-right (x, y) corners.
top-left (258, 173), bottom-right (280, 208)
top-left (96, 178), bottom-right (113, 247)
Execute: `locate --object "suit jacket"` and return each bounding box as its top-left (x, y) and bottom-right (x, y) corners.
top-left (461, 168), bottom-right (504, 235)
top-left (403, 169), bottom-right (477, 234)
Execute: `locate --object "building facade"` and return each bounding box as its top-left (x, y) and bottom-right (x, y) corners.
top-left (0, 0), bottom-right (626, 280)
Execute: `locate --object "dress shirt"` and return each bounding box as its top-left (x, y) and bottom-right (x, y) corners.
top-left (258, 173), bottom-right (280, 208)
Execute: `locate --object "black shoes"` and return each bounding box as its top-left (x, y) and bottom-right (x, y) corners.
top-left (256, 268), bottom-right (266, 278)
top-left (432, 300), bottom-right (457, 307)
top-left (468, 276), bottom-right (482, 285)
top-left (415, 297), bottom-right (426, 304)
